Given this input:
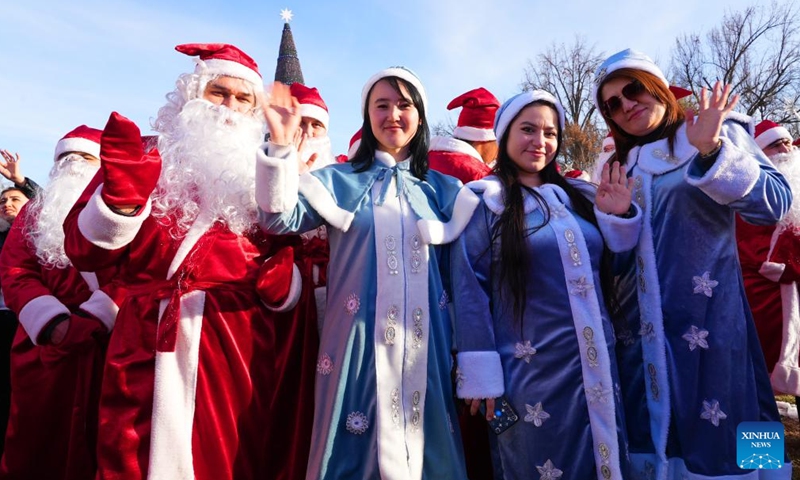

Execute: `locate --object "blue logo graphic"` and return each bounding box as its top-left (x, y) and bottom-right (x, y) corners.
top-left (737, 421), bottom-right (784, 470)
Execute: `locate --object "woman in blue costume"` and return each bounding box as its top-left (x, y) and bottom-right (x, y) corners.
top-left (594, 49), bottom-right (792, 479)
top-left (256, 68), bottom-right (477, 480)
top-left (452, 90), bottom-right (641, 479)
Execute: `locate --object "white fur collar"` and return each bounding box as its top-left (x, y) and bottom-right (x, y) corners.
top-left (467, 176), bottom-right (571, 215)
top-left (429, 136), bottom-right (483, 162)
top-left (374, 150), bottom-right (411, 167)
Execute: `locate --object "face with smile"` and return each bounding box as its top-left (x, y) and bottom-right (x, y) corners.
top-left (506, 103), bottom-right (559, 188)
top-left (601, 76), bottom-right (666, 137)
top-left (367, 79), bottom-right (420, 161)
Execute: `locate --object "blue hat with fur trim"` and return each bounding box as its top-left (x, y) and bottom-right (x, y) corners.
top-left (592, 49), bottom-right (668, 110)
top-left (493, 90), bottom-right (565, 142)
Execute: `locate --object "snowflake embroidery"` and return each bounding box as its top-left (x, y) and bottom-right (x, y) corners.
top-left (344, 293), bottom-right (361, 315)
top-left (617, 329), bottom-right (635, 347)
top-left (455, 366), bottom-right (465, 389)
top-left (439, 289), bottom-right (450, 310)
top-left (568, 276), bottom-right (594, 297)
top-left (551, 203), bottom-right (568, 218)
top-left (514, 340), bottom-right (538, 363)
top-left (681, 325), bottom-right (710, 351)
top-left (345, 411), bottom-right (369, 434)
top-left (536, 459), bottom-right (564, 480)
top-left (641, 461), bottom-right (656, 480)
top-left (524, 402), bottom-right (550, 427)
top-left (316, 353), bottom-right (333, 375)
top-left (700, 399), bottom-right (727, 427)
top-left (586, 382), bottom-right (612, 405)
top-left (638, 321), bottom-right (656, 341)
top-left (692, 271), bottom-right (719, 297)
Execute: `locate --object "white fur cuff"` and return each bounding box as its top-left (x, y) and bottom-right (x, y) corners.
top-left (418, 186), bottom-right (480, 245)
top-left (18, 295), bottom-right (70, 346)
top-left (263, 264), bottom-right (302, 312)
top-left (256, 142), bottom-right (299, 213)
top-left (771, 363), bottom-right (800, 396)
top-left (759, 261), bottom-right (786, 283)
top-left (78, 184), bottom-right (151, 250)
top-left (685, 138), bottom-right (760, 205)
top-left (594, 204), bottom-right (642, 253)
top-left (455, 351), bottom-right (505, 399)
top-left (79, 289), bottom-right (119, 331)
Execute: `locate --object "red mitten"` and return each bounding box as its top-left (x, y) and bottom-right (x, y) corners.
top-left (256, 246), bottom-right (301, 310)
top-left (769, 225), bottom-right (800, 283)
top-left (100, 112), bottom-right (162, 207)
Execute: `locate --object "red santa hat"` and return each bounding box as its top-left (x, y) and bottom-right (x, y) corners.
top-left (447, 88), bottom-right (499, 142)
top-left (755, 120), bottom-right (793, 150)
top-left (347, 129), bottom-right (362, 159)
top-left (175, 43), bottom-right (262, 88)
top-left (53, 125), bottom-right (102, 161)
top-left (290, 83), bottom-right (329, 129)
top-left (602, 132), bottom-right (615, 150)
top-left (361, 67), bottom-right (427, 116)
top-left (669, 85), bottom-right (692, 100)
top-left (794, 137), bottom-right (800, 147)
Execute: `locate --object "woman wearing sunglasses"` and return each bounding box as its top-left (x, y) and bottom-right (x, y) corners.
top-left (451, 90), bottom-right (641, 479)
top-left (595, 49), bottom-right (792, 478)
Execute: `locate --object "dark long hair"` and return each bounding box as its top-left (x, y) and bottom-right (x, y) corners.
top-left (597, 68), bottom-right (685, 165)
top-left (491, 101), bottom-right (619, 324)
top-left (351, 76), bottom-right (430, 180)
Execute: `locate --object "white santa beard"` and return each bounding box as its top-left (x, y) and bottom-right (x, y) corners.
top-left (152, 98), bottom-right (266, 237)
top-left (771, 149), bottom-right (800, 226)
top-left (29, 156), bottom-right (100, 268)
top-left (300, 135), bottom-right (336, 171)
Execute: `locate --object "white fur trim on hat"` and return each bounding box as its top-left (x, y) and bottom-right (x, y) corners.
top-left (298, 104), bottom-right (330, 129)
top-left (195, 58), bottom-right (262, 90)
top-left (347, 139), bottom-right (361, 159)
top-left (494, 90), bottom-right (565, 143)
top-left (453, 126), bottom-right (495, 142)
top-left (361, 67), bottom-right (427, 117)
top-left (756, 125), bottom-right (792, 150)
top-left (592, 49), bottom-right (668, 111)
top-left (54, 138), bottom-right (101, 162)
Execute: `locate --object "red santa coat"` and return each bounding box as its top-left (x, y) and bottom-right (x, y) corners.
top-left (428, 136), bottom-right (491, 184)
top-left (0, 203), bottom-right (121, 480)
top-left (737, 214), bottom-right (800, 395)
top-left (63, 173), bottom-right (310, 480)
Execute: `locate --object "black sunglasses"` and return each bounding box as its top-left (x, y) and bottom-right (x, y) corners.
top-left (601, 79), bottom-right (646, 117)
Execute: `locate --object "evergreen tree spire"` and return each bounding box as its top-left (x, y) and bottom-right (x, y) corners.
top-left (274, 10), bottom-right (304, 85)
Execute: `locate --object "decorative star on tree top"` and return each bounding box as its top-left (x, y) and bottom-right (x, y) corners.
top-left (280, 8), bottom-right (293, 23)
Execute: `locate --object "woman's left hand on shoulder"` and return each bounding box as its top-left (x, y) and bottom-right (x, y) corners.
top-left (685, 81), bottom-right (739, 156)
top-left (596, 161), bottom-right (634, 215)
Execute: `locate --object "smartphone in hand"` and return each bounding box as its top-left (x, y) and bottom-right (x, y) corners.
top-left (479, 396), bottom-right (519, 435)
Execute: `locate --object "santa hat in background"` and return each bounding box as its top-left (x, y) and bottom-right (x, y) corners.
top-left (602, 132), bottom-right (615, 151)
top-left (447, 87), bottom-right (499, 142)
top-left (669, 85), bottom-right (692, 100)
top-left (361, 67), bottom-right (427, 116)
top-left (794, 137), bottom-right (800, 147)
top-left (755, 120), bottom-right (793, 150)
top-left (53, 125), bottom-right (102, 161)
top-left (593, 48), bottom-right (668, 110)
top-left (564, 169), bottom-right (590, 181)
top-left (290, 83), bottom-right (329, 129)
top-left (175, 43), bottom-right (262, 88)
top-left (347, 129), bottom-right (362, 159)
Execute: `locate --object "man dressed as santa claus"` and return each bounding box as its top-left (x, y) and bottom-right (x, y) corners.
top-left (0, 126), bottom-right (123, 479)
top-left (737, 119), bottom-right (800, 401)
top-left (63, 43), bottom-right (311, 480)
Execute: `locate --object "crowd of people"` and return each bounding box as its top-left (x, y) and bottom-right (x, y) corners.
top-left (0, 42), bottom-right (797, 480)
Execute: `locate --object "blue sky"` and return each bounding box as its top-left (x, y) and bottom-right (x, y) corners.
top-left (1, 0), bottom-right (758, 186)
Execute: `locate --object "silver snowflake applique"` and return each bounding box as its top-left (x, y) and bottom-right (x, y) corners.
top-left (524, 402), bottom-right (551, 427)
top-left (638, 321), bottom-right (656, 341)
top-left (439, 289), bottom-right (450, 310)
top-left (455, 366), bottom-right (465, 389)
top-left (316, 353), bottom-right (334, 375)
top-left (700, 399), bottom-right (727, 427)
top-left (344, 293), bottom-right (361, 315)
top-left (345, 411), bottom-right (369, 434)
top-left (692, 271), bottom-right (719, 297)
top-left (586, 382), bottom-right (612, 405)
top-left (681, 325), bottom-right (710, 351)
top-left (617, 328), bottom-right (636, 347)
top-left (551, 203), bottom-right (568, 218)
top-left (536, 459), bottom-right (563, 480)
top-left (568, 276), bottom-right (594, 297)
top-left (514, 340), bottom-right (538, 363)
